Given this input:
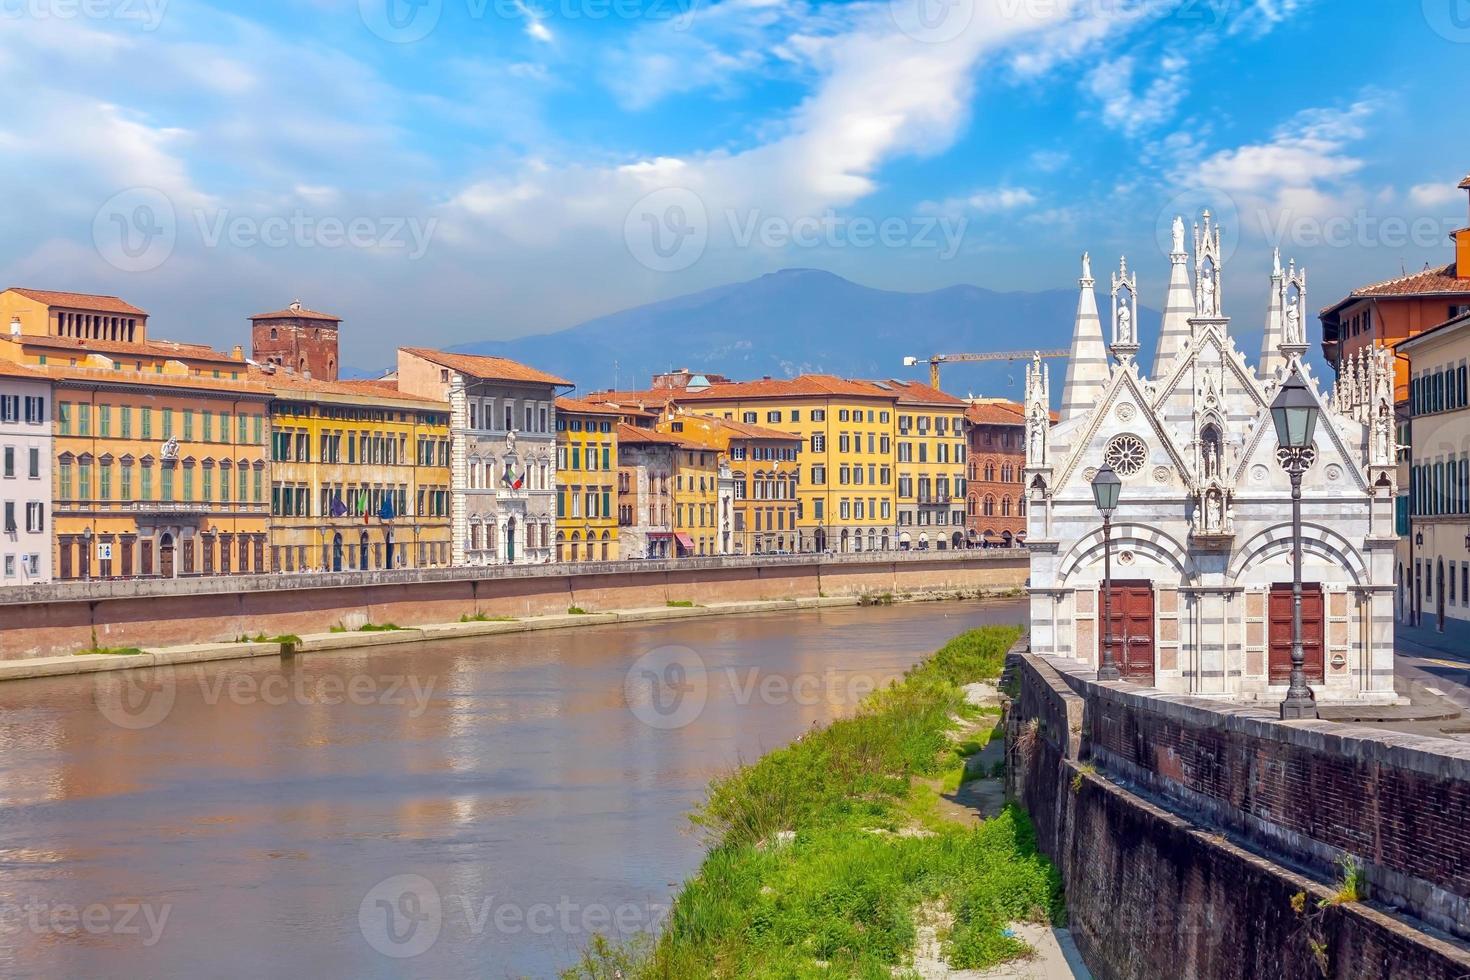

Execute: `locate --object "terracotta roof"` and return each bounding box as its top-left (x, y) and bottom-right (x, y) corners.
top-left (676, 374), bottom-right (904, 402)
top-left (4, 288), bottom-right (147, 316)
top-left (14, 334), bottom-right (242, 364)
top-left (249, 304), bottom-right (341, 322)
top-left (682, 414), bottom-right (802, 442)
top-left (1459, 174), bottom-right (1470, 190)
top-left (41, 364), bottom-right (271, 396)
top-left (616, 421), bottom-right (693, 447)
top-left (555, 396), bottom-right (626, 416)
top-left (1320, 262), bottom-right (1470, 316)
top-left (584, 388), bottom-right (681, 410)
top-left (964, 401), bottom-right (1026, 425)
top-left (401, 347), bottom-right (572, 387)
top-left (0, 359), bottom-right (48, 381)
top-left (257, 371), bottom-right (447, 406)
top-left (875, 378), bottom-right (968, 407)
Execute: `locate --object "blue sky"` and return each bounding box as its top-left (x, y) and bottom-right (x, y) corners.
top-left (1, 0), bottom-right (1467, 371)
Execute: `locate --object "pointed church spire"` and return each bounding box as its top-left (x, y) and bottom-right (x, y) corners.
top-left (1061, 251), bottom-right (1108, 421)
top-left (1152, 214), bottom-right (1194, 377)
top-left (1259, 247), bottom-right (1286, 380)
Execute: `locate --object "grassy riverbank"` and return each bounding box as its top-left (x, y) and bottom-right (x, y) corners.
top-left (566, 625), bottom-right (1062, 979)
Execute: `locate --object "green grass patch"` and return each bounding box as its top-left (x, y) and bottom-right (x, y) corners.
top-left (666, 599), bottom-right (697, 608)
top-left (357, 623), bottom-right (404, 632)
top-left (567, 606), bottom-right (589, 615)
top-left (77, 646), bottom-right (144, 657)
top-left (237, 633), bottom-right (302, 646)
top-left (564, 625), bottom-right (1061, 979)
top-left (459, 612), bottom-right (516, 623)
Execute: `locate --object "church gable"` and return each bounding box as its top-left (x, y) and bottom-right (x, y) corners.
top-left (1052, 365), bottom-right (1191, 497)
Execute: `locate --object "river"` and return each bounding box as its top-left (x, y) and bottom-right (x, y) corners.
top-left (0, 598), bottom-right (1024, 978)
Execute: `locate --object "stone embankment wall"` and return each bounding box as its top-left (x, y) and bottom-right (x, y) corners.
top-left (0, 551), bottom-right (1025, 659)
top-left (1006, 647), bottom-right (1470, 980)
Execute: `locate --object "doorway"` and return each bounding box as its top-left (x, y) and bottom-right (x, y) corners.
top-left (159, 533), bottom-right (175, 578)
top-left (1268, 583), bottom-right (1325, 683)
top-left (359, 531), bottom-right (370, 571)
top-left (332, 533), bottom-right (343, 572)
top-left (1102, 580), bottom-right (1155, 685)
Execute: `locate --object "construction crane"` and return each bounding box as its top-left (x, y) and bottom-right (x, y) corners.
top-left (903, 350), bottom-right (1068, 389)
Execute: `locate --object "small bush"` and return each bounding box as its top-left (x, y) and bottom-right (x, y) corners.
top-left (78, 646), bottom-right (143, 657)
top-left (358, 623), bottom-right (404, 632)
top-left (666, 599), bottom-right (696, 608)
top-left (567, 606), bottom-right (588, 615)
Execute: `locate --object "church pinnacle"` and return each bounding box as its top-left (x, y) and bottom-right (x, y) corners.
top-left (1060, 251), bottom-right (1108, 420)
top-left (1151, 214), bottom-right (1194, 377)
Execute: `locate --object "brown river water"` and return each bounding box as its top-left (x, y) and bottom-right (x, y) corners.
top-left (0, 599), bottom-right (1024, 978)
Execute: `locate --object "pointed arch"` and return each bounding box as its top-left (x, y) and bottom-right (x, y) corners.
top-left (1058, 521), bottom-right (1192, 585)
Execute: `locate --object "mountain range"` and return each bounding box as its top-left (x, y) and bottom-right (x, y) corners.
top-left (445, 268), bottom-right (1167, 401)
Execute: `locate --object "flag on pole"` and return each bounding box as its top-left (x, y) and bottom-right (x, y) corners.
top-left (359, 489), bottom-right (370, 524)
top-left (502, 461), bottom-right (524, 490)
top-left (379, 494), bottom-right (395, 523)
top-left (329, 494), bottom-right (348, 518)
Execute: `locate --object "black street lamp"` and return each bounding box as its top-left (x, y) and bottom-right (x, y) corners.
top-left (1271, 370), bottom-right (1320, 720)
top-left (1090, 464), bottom-right (1122, 681)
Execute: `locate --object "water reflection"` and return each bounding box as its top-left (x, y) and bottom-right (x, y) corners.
top-left (0, 599), bottom-right (1023, 978)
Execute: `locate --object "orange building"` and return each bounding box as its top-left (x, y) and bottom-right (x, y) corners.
top-left (1319, 174), bottom-right (1470, 401)
top-left (0, 288), bottom-right (271, 580)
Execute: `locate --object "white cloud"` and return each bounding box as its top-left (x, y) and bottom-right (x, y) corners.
top-left (514, 1), bottom-right (555, 43)
top-left (1409, 181), bottom-right (1462, 209)
top-left (925, 186), bottom-right (1038, 216)
top-left (1086, 54), bottom-right (1188, 137)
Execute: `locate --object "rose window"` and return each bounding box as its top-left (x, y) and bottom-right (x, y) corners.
top-left (1104, 434), bottom-right (1147, 477)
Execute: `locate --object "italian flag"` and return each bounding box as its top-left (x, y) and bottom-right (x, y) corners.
top-left (502, 462), bottom-right (524, 490)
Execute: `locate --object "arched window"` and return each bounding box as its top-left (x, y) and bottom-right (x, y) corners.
top-left (1001, 463), bottom-right (1013, 483)
top-left (983, 495), bottom-right (996, 516)
top-left (967, 494), bottom-right (977, 516)
top-left (968, 460), bottom-right (977, 480)
top-left (984, 460), bottom-right (997, 481)
top-left (1001, 496), bottom-right (1012, 516)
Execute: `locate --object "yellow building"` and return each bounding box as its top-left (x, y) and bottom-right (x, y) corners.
top-left (658, 413), bottom-right (802, 554)
top-left (672, 375), bottom-right (899, 553)
top-left (891, 380), bottom-right (969, 550)
top-left (671, 441), bottom-right (721, 557)
top-left (554, 397), bottom-right (621, 561)
top-left (263, 373), bottom-right (451, 573)
top-left (0, 288), bottom-right (271, 579)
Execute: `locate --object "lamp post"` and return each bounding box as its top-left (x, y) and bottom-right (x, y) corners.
top-left (81, 526), bottom-right (94, 583)
top-left (1271, 370), bottom-right (1320, 720)
top-left (1090, 464), bottom-right (1122, 681)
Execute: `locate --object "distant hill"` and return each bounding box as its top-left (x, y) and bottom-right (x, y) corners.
top-left (450, 268), bottom-right (1163, 401)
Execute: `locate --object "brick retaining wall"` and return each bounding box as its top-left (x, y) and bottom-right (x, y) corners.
top-left (1006, 647), bottom-right (1470, 979)
top-left (0, 551), bottom-right (1026, 658)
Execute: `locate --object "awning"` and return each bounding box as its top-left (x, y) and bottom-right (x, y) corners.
top-left (647, 531), bottom-right (674, 538)
top-left (982, 531), bottom-right (999, 542)
top-left (675, 532), bottom-right (695, 551)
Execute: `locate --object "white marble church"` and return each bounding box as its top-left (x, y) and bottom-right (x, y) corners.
top-left (1025, 212), bottom-right (1399, 704)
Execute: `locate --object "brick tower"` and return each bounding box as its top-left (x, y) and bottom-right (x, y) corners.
top-left (249, 300), bottom-right (341, 380)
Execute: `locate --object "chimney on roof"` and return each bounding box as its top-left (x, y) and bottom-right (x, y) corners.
top-left (1457, 174), bottom-right (1470, 279)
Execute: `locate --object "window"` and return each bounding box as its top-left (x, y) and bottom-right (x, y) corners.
top-left (1, 447), bottom-right (10, 478)
top-left (811, 409), bottom-right (826, 422)
top-left (25, 502), bottom-right (43, 533)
